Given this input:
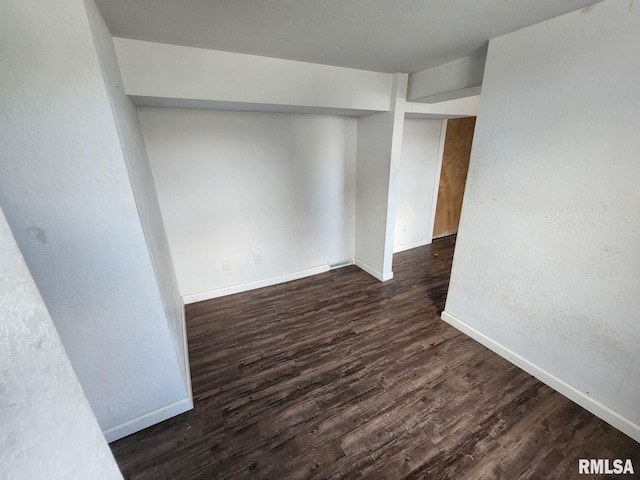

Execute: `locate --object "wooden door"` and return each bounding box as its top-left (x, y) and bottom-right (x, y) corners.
top-left (433, 117), bottom-right (476, 238)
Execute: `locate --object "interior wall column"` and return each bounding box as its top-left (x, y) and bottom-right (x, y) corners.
top-left (381, 73), bottom-right (408, 278)
top-left (354, 73), bottom-right (407, 281)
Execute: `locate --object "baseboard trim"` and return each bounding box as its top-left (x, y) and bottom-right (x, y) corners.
top-left (180, 300), bottom-right (193, 399)
top-left (353, 258), bottom-right (393, 282)
top-left (393, 238), bottom-right (432, 254)
top-left (103, 396), bottom-right (194, 443)
top-left (183, 265), bottom-right (330, 304)
top-left (441, 311), bottom-right (640, 443)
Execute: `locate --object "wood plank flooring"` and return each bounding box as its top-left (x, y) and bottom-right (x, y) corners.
top-left (110, 236), bottom-right (640, 479)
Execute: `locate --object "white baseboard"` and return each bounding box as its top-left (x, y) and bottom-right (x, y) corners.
top-left (441, 311), bottom-right (640, 443)
top-left (393, 238), bottom-right (432, 254)
top-left (180, 300), bottom-right (193, 399)
top-left (353, 258), bottom-right (393, 282)
top-left (103, 303), bottom-right (194, 443)
top-left (183, 265), bottom-right (330, 304)
top-left (103, 396), bottom-right (194, 443)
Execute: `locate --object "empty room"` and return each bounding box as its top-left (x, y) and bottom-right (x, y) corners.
top-left (1, 0), bottom-right (639, 479)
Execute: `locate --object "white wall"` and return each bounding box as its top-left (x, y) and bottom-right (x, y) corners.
top-left (355, 113), bottom-right (394, 279)
top-left (84, 0), bottom-right (189, 386)
top-left (0, 0), bottom-right (189, 439)
top-left (393, 119), bottom-right (444, 253)
top-left (140, 108), bottom-right (357, 301)
top-left (444, 0), bottom-right (640, 442)
top-left (0, 207), bottom-right (122, 479)
top-left (404, 95), bottom-right (479, 119)
top-left (382, 74), bottom-right (409, 274)
top-left (407, 47), bottom-right (487, 103)
top-left (114, 38), bottom-right (392, 115)
top-left (354, 74), bottom-right (408, 281)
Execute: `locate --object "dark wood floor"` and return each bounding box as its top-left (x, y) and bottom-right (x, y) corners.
top-left (111, 236), bottom-right (639, 479)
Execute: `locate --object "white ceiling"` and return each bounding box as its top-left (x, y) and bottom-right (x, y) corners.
top-left (94, 0), bottom-right (602, 74)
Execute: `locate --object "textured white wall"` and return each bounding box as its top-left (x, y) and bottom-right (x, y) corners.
top-left (444, 0), bottom-right (640, 441)
top-left (0, 205), bottom-right (123, 479)
top-left (0, 0), bottom-right (188, 436)
top-left (84, 0), bottom-right (188, 385)
top-left (394, 119), bottom-right (444, 252)
top-left (140, 108), bottom-right (356, 299)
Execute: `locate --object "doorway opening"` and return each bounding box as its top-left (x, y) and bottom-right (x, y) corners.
top-left (433, 117), bottom-right (476, 239)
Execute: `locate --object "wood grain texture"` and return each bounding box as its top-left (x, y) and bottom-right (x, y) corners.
top-left (433, 117), bottom-right (476, 238)
top-left (111, 236), bottom-right (639, 479)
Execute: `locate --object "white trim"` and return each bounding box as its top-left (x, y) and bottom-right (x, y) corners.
top-left (441, 311), bottom-right (640, 443)
top-left (393, 238), bottom-right (432, 254)
top-left (353, 258), bottom-right (393, 282)
top-left (183, 265), bottom-right (330, 304)
top-left (103, 396), bottom-right (194, 443)
top-left (429, 120), bottom-right (448, 242)
top-left (103, 304), bottom-right (195, 444)
top-left (180, 300), bottom-right (193, 399)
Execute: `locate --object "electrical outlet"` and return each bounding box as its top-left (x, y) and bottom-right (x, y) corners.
top-left (402, 224), bottom-right (407, 232)
top-left (254, 253), bottom-right (263, 265)
top-left (222, 259), bottom-right (231, 271)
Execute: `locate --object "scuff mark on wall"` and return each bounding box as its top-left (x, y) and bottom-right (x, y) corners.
top-left (26, 226), bottom-right (47, 244)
